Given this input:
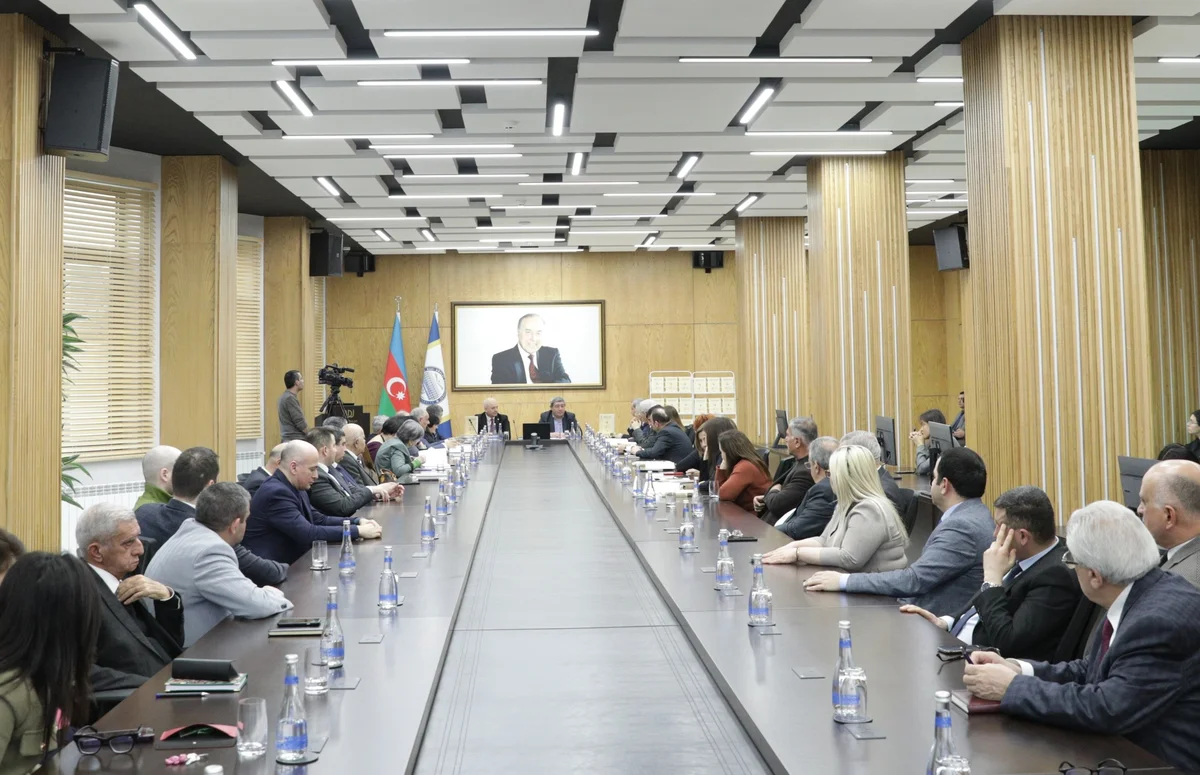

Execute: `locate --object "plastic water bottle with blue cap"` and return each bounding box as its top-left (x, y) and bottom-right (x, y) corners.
top-left (833, 620), bottom-right (869, 722)
top-left (337, 520), bottom-right (355, 577)
top-left (748, 554), bottom-right (773, 626)
top-left (927, 691), bottom-right (968, 774)
top-left (421, 497), bottom-right (436, 543)
top-left (715, 529), bottom-right (735, 589)
top-left (378, 546), bottom-right (398, 612)
top-left (320, 587), bottom-right (344, 668)
top-left (275, 654), bottom-right (307, 763)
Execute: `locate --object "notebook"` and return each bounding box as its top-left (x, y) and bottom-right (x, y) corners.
top-left (162, 673), bottom-right (248, 693)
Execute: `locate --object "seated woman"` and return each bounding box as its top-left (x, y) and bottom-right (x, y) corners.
top-left (678, 416), bottom-right (735, 481)
top-left (374, 417), bottom-right (426, 479)
top-left (423, 406), bottom-right (444, 447)
top-left (367, 414), bottom-right (387, 461)
top-left (910, 408), bottom-right (947, 476)
top-left (762, 444), bottom-right (908, 574)
top-left (714, 429), bottom-right (772, 512)
top-left (1188, 410), bottom-right (1200, 462)
top-left (0, 553), bottom-right (101, 774)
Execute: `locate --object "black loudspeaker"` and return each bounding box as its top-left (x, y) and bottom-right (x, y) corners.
top-left (344, 250), bottom-right (375, 277)
top-left (310, 232), bottom-right (344, 277)
top-left (692, 250), bottom-right (725, 273)
top-left (933, 223), bottom-right (969, 271)
top-left (44, 55), bottom-right (119, 161)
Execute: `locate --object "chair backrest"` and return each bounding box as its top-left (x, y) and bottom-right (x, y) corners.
top-left (236, 472), bottom-right (249, 484)
top-left (899, 488), bottom-right (919, 534)
top-left (756, 447), bottom-right (770, 468)
top-left (1053, 595), bottom-right (1103, 662)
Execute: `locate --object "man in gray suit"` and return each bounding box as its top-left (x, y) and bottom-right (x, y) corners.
top-left (804, 446), bottom-right (994, 616)
top-left (339, 423), bottom-right (378, 487)
top-left (278, 369), bottom-right (308, 443)
top-left (964, 501), bottom-right (1200, 774)
top-left (1139, 458), bottom-right (1200, 589)
top-left (147, 483), bottom-right (292, 646)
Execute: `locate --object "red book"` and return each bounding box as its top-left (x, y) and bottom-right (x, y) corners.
top-left (950, 690), bottom-right (1002, 715)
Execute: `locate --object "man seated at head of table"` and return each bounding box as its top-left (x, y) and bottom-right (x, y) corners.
top-left (773, 436), bottom-right (840, 541)
top-left (149, 483), bottom-right (293, 646)
top-left (839, 430), bottom-right (904, 512)
top-left (306, 427), bottom-right (401, 519)
top-left (962, 501), bottom-right (1200, 774)
top-left (1139, 459), bottom-right (1200, 589)
top-left (629, 406), bottom-right (693, 465)
top-left (243, 440), bottom-right (383, 565)
top-left (763, 444), bottom-right (907, 574)
top-left (804, 446), bottom-right (995, 616)
top-left (754, 416), bottom-right (818, 523)
top-left (900, 485), bottom-right (1081, 662)
top-left (540, 396), bottom-right (577, 438)
top-left (476, 397), bottom-right (510, 437)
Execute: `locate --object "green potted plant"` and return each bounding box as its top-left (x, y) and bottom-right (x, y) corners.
top-left (62, 312), bottom-right (89, 508)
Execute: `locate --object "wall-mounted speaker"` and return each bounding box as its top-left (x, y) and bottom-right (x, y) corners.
top-left (309, 231), bottom-right (344, 277)
top-left (344, 250), bottom-right (375, 277)
top-left (933, 223), bottom-right (969, 271)
top-left (692, 250), bottom-right (725, 273)
top-left (43, 55), bottom-right (119, 161)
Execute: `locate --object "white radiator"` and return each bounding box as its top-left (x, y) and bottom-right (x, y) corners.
top-left (60, 482), bottom-right (143, 553)
top-left (236, 450), bottom-right (263, 477)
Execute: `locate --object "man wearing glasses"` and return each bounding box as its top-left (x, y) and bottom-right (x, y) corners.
top-left (963, 501), bottom-right (1200, 774)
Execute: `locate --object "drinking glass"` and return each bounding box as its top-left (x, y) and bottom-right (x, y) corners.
top-left (304, 646), bottom-right (328, 695)
top-left (311, 540), bottom-right (328, 570)
top-left (664, 490), bottom-right (676, 509)
top-left (236, 698), bottom-right (268, 758)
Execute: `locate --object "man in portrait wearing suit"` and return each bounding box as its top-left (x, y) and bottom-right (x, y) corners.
top-left (963, 501), bottom-right (1200, 774)
top-left (539, 397), bottom-right (577, 437)
top-left (476, 397), bottom-right (511, 436)
top-left (1139, 458), bottom-right (1200, 590)
top-left (490, 313), bottom-right (570, 384)
top-left (901, 485), bottom-right (1081, 662)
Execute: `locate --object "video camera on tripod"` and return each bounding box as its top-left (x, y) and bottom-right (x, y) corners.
top-left (318, 363), bottom-right (354, 418)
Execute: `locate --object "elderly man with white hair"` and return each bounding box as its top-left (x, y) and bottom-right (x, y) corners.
top-left (475, 397), bottom-right (510, 437)
top-left (963, 500), bottom-right (1200, 774)
top-left (133, 445), bottom-right (181, 511)
top-left (839, 430), bottom-right (904, 510)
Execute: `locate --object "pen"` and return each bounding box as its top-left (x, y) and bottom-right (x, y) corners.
top-left (155, 692), bottom-right (210, 698)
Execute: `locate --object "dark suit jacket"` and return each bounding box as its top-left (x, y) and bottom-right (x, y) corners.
top-left (948, 543), bottom-right (1081, 662)
top-left (490, 345), bottom-right (570, 384)
top-left (1002, 569), bottom-right (1200, 773)
top-left (777, 478), bottom-right (837, 541)
top-left (340, 453), bottom-right (378, 488)
top-left (762, 456), bottom-right (815, 521)
top-left (635, 424), bottom-right (693, 465)
top-left (538, 410), bottom-right (578, 432)
top-left (476, 412), bottom-right (511, 436)
top-left (88, 566), bottom-right (184, 692)
top-left (309, 465), bottom-right (374, 518)
top-left (877, 467), bottom-right (905, 511)
top-left (772, 456), bottom-right (796, 485)
top-left (244, 470), bottom-right (361, 565)
top-left (242, 467), bottom-right (271, 497)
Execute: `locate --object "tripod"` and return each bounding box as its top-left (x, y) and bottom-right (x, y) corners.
top-left (319, 386), bottom-right (351, 419)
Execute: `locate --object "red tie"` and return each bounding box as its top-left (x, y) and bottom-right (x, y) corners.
top-left (1097, 619), bottom-right (1114, 660)
top-left (528, 353), bottom-right (541, 383)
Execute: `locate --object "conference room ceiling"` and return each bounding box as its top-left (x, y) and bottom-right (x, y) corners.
top-left (18, 0), bottom-right (1200, 255)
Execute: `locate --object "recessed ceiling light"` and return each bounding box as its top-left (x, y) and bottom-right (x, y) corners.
top-left (481, 237), bottom-right (565, 243)
top-left (570, 152), bottom-right (584, 176)
top-left (388, 193), bottom-right (501, 200)
top-left (570, 230), bottom-right (657, 235)
top-left (358, 79), bottom-right (543, 87)
top-left (284, 134), bottom-right (435, 140)
top-left (935, 102), bottom-right (965, 108)
top-left (1157, 57), bottom-right (1200, 64)
top-left (680, 56), bottom-right (872, 64)
top-left (676, 154), bottom-right (700, 180)
top-left (275, 80), bottom-right (313, 117)
top-left (744, 130), bottom-right (893, 137)
top-left (749, 150), bottom-right (887, 157)
top-left (503, 247), bottom-right (582, 253)
top-left (371, 143), bottom-right (515, 151)
top-left (328, 217), bottom-right (426, 223)
top-left (373, 228), bottom-right (393, 241)
top-left (497, 204), bottom-right (593, 210)
top-left (315, 177), bottom-right (342, 197)
top-left (476, 225), bottom-right (567, 231)
top-left (398, 173), bottom-right (529, 180)
top-left (133, 3), bottom-right (196, 61)
top-left (272, 58), bottom-right (470, 66)
top-left (551, 103), bottom-right (566, 137)
top-left (602, 191), bottom-right (714, 197)
top-left (640, 235), bottom-right (658, 248)
top-left (917, 77), bottom-right (963, 84)
top-left (738, 87), bottom-right (776, 125)
top-left (735, 194), bottom-right (759, 213)
top-left (420, 228), bottom-right (437, 242)
top-left (570, 214), bottom-right (665, 220)
top-left (383, 29), bottom-right (598, 38)
top-left (520, 181), bottom-right (637, 187)
top-left (381, 153), bottom-right (522, 159)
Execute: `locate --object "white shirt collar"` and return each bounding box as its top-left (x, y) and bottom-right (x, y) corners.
top-left (344, 450), bottom-right (359, 462)
top-left (1018, 537), bottom-right (1059, 572)
top-left (318, 462), bottom-right (330, 473)
top-left (1106, 583), bottom-right (1134, 644)
top-left (172, 498), bottom-right (195, 512)
top-left (258, 465), bottom-right (269, 474)
top-left (89, 563), bottom-right (121, 595)
top-left (1167, 535), bottom-right (1200, 562)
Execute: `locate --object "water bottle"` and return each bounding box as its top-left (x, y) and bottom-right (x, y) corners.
top-left (320, 587), bottom-right (345, 668)
top-left (455, 466), bottom-right (466, 492)
top-left (715, 529), bottom-right (735, 589)
top-left (620, 459), bottom-right (633, 485)
top-left (927, 691), bottom-right (967, 775)
top-left (421, 497), bottom-right (436, 543)
top-left (832, 621), bottom-right (868, 722)
top-left (644, 478), bottom-right (657, 510)
top-left (447, 468), bottom-right (459, 504)
top-left (275, 654), bottom-right (308, 762)
top-left (632, 467), bottom-right (645, 498)
top-left (692, 488), bottom-right (705, 518)
top-left (435, 491), bottom-right (449, 523)
top-left (378, 546), bottom-right (398, 611)
top-left (337, 520), bottom-right (355, 577)
top-left (679, 504), bottom-right (696, 553)
top-left (748, 554), bottom-right (773, 626)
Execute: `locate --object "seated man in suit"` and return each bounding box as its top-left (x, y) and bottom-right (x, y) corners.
top-left (138, 446), bottom-right (286, 587)
top-left (76, 502), bottom-right (183, 691)
top-left (306, 427), bottom-right (399, 519)
top-left (1139, 458), bottom-right (1200, 590)
top-left (964, 501), bottom-right (1200, 774)
top-left (755, 417), bottom-right (817, 522)
top-left (476, 397), bottom-right (511, 436)
top-left (339, 423), bottom-right (378, 488)
top-left (242, 443), bottom-right (285, 497)
top-left (805, 447), bottom-right (995, 616)
top-left (490, 313), bottom-right (570, 384)
top-left (775, 436), bottom-right (839, 540)
top-left (630, 407), bottom-right (693, 465)
top-left (539, 397), bottom-right (577, 438)
top-left (148, 483), bottom-right (293, 646)
top-left (243, 440), bottom-right (383, 565)
top-left (133, 445), bottom-right (180, 511)
top-left (839, 430), bottom-right (905, 512)
top-left (901, 485), bottom-right (1080, 662)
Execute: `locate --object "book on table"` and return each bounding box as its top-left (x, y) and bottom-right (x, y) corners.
top-left (162, 673), bottom-right (248, 693)
top-left (950, 689), bottom-right (1001, 715)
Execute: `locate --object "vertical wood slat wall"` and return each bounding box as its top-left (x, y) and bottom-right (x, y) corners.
top-left (311, 276), bottom-right (326, 418)
top-left (909, 246), bottom-right (963, 425)
top-left (235, 236), bottom-right (264, 440)
top-left (1141, 150), bottom-right (1200, 452)
top-left (806, 153), bottom-right (914, 467)
top-left (962, 16), bottom-right (1153, 519)
top-left (735, 217), bottom-right (809, 445)
top-left (0, 14), bottom-right (64, 549)
top-left (262, 217), bottom-right (313, 447)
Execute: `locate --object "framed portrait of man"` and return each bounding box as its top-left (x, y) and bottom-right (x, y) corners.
top-left (451, 301), bottom-right (605, 390)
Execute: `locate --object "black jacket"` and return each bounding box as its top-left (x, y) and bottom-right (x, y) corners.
top-left (878, 467), bottom-right (906, 512)
top-left (635, 424), bottom-right (693, 465)
top-left (136, 499), bottom-right (286, 587)
top-left (242, 467), bottom-right (271, 497)
top-left (88, 566), bottom-right (184, 692)
top-left (476, 412), bottom-right (511, 436)
top-left (777, 478), bottom-right (837, 541)
top-left (773, 456), bottom-right (796, 485)
top-left (308, 465), bottom-right (374, 518)
top-left (949, 542), bottom-right (1082, 662)
top-left (538, 410), bottom-right (578, 431)
top-left (491, 345), bottom-right (570, 384)
top-left (762, 456), bottom-right (815, 521)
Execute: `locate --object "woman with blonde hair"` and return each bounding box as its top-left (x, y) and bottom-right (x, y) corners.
top-left (763, 444), bottom-right (908, 573)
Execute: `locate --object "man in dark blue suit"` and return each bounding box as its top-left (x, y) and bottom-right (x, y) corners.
top-left (964, 501), bottom-right (1200, 773)
top-left (490, 313), bottom-right (570, 384)
top-left (631, 407), bottom-right (693, 465)
top-left (243, 440), bottom-right (383, 565)
top-left (539, 397), bottom-right (577, 437)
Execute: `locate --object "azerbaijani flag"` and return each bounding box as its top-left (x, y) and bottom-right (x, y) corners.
top-left (420, 311), bottom-right (452, 438)
top-left (377, 312), bottom-right (411, 417)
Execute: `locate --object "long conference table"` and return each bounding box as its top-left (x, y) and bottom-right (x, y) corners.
top-left (58, 441), bottom-right (1175, 774)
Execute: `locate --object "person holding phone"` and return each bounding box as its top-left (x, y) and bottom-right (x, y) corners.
top-left (910, 408), bottom-right (947, 475)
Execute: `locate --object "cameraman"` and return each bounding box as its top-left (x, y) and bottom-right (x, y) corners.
top-left (278, 370), bottom-right (308, 443)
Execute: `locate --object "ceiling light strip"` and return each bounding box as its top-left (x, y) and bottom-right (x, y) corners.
top-left (744, 130), bottom-right (893, 137)
top-left (358, 79), bottom-right (543, 87)
top-left (373, 228), bottom-right (393, 241)
top-left (273, 58), bottom-right (470, 66)
top-left (570, 152), bottom-right (584, 176)
top-left (749, 150), bottom-right (887, 156)
top-left (276, 80), bottom-right (313, 117)
top-left (735, 194), bottom-right (759, 213)
top-left (738, 87), bottom-right (776, 125)
top-left (520, 181), bottom-right (637, 187)
top-left (133, 3), bottom-right (197, 61)
top-left (315, 177), bottom-right (342, 197)
top-left (371, 143), bottom-right (515, 150)
top-left (383, 29), bottom-right (598, 38)
top-left (676, 154), bottom-right (700, 179)
top-left (284, 134), bottom-right (434, 140)
top-left (381, 153), bottom-right (522, 159)
top-left (680, 56), bottom-right (872, 64)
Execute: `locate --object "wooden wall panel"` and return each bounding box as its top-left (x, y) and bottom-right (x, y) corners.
top-left (807, 154), bottom-right (913, 466)
top-left (160, 156), bottom-right (238, 475)
top-left (0, 14), bottom-right (65, 549)
top-left (909, 246), bottom-right (958, 426)
top-left (962, 15), bottom-right (1152, 518)
top-left (1141, 150), bottom-right (1200, 452)
top-left (324, 251), bottom-right (736, 434)
top-left (262, 217), bottom-right (313, 446)
top-left (735, 217), bottom-right (809, 445)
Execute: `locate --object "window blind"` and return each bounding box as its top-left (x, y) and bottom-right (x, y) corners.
top-left (236, 237), bottom-right (264, 439)
top-left (312, 276), bottom-right (326, 417)
top-left (62, 173), bottom-right (157, 461)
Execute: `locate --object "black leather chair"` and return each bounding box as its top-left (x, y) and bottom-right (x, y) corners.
top-left (898, 489), bottom-right (919, 535)
top-left (756, 447), bottom-right (770, 469)
top-left (1052, 595), bottom-right (1103, 662)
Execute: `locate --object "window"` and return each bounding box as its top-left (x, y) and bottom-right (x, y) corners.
top-left (62, 173), bottom-right (157, 461)
top-left (236, 237), bottom-right (263, 439)
top-left (311, 276), bottom-right (326, 417)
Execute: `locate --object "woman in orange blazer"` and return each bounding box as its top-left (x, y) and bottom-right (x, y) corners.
top-left (714, 430), bottom-right (772, 513)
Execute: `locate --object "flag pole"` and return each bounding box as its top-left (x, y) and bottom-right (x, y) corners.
top-left (395, 296), bottom-right (402, 314)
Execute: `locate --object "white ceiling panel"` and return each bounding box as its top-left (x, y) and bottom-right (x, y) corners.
top-left (750, 103), bottom-right (865, 132)
top-left (996, 0), bottom-right (1200, 13)
top-left (1137, 103), bottom-right (1200, 117)
top-left (475, 155), bottom-right (570, 171)
top-left (756, 194), bottom-right (808, 210)
top-left (618, 0), bottom-right (787, 38)
top-left (1133, 17), bottom-right (1200, 58)
top-left (351, 0), bottom-right (590, 29)
top-left (613, 37), bottom-right (756, 57)
top-left (131, 62), bottom-right (294, 83)
top-left (438, 217), bottom-right (486, 228)
top-left (194, 112), bottom-right (264, 136)
top-left (696, 181), bottom-right (807, 193)
top-left (228, 137), bottom-right (358, 156)
top-left (275, 178), bottom-right (329, 197)
top-left (777, 76), bottom-right (963, 103)
top-left (461, 107), bottom-right (547, 134)
top-left (779, 28), bottom-right (934, 58)
top-left (1137, 116), bottom-right (1195, 131)
top-left (613, 132), bottom-right (908, 153)
top-left (905, 163), bottom-right (967, 180)
top-left (574, 163), bottom-right (673, 176)
top-left (334, 177), bottom-right (389, 197)
top-left (318, 208), bottom-right (428, 221)
top-left (693, 154), bottom-right (790, 173)
top-left (1136, 80), bottom-right (1200, 101)
top-left (483, 83), bottom-right (548, 110)
top-left (43, 0), bottom-right (123, 11)
top-left (191, 30), bottom-right (346, 60)
top-left (370, 32), bottom-right (585, 59)
top-left (1136, 62), bottom-right (1200, 79)
top-left (159, 83), bottom-right (291, 112)
top-left (309, 64), bottom-right (422, 82)
top-left (572, 79), bottom-right (756, 133)
top-left (404, 158), bottom-right (462, 175)
top-left (576, 53), bottom-right (903, 79)
top-left (269, 112), bottom-right (443, 136)
top-left (253, 156), bottom-right (395, 177)
top-left (861, 103), bottom-right (959, 131)
top-left (71, 13), bottom-right (179, 61)
top-left (801, 0), bottom-right (975, 30)
top-left (300, 78), bottom-right (461, 111)
top-left (152, 0), bottom-right (330, 31)
top-left (914, 45), bottom-right (962, 78)
top-left (448, 60), bottom-right (550, 79)
top-left (688, 171), bottom-right (775, 182)
top-left (302, 196), bottom-right (344, 209)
